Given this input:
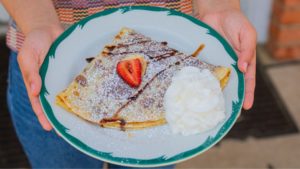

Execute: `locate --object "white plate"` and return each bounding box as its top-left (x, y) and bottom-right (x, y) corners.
top-left (40, 6), bottom-right (244, 167)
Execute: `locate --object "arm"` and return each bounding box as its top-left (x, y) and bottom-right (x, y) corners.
top-left (195, 0), bottom-right (257, 110)
top-left (2, 0), bottom-right (64, 130)
top-left (2, 0), bottom-right (62, 36)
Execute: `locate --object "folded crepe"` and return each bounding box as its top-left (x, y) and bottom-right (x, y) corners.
top-left (56, 28), bottom-right (230, 130)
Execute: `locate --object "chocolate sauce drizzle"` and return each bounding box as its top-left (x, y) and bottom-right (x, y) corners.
top-left (114, 55), bottom-right (193, 115)
top-left (105, 36), bottom-right (175, 60)
top-left (86, 57), bottom-right (95, 63)
top-left (115, 67), bottom-right (168, 115)
top-left (149, 49), bottom-right (178, 61)
top-left (106, 48), bottom-right (179, 63)
top-left (97, 32), bottom-right (197, 130)
top-left (120, 119), bottom-right (126, 131)
top-left (114, 40), bottom-right (151, 49)
top-left (106, 45), bottom-right (116, 51)
top-left (161, 41), bottom-right (168, 45)
top-left (105, 48), bottom-right (177, 58)
top-left (99, 118), bottom-right (126, 131)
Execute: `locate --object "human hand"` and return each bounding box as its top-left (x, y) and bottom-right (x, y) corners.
top-left (197, 1), bottom-right (257, 110)
top-left (17, 26), bottom-right (63, 131)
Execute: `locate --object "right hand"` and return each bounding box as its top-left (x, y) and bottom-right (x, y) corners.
top-left (17, 25), bottom-right (63, 131)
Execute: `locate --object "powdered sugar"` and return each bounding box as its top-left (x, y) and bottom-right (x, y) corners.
top-left (65, 28), bottom-right (218, 125)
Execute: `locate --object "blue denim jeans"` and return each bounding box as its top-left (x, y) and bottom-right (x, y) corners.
top-left (7, 51), bottom-right (174, 169)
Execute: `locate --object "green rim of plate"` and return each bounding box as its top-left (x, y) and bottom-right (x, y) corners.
top-left (39, 6), bottom-right (244, 167)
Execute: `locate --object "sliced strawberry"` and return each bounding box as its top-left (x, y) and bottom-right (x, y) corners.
top-left (117, 58), bottom-right (142, 88)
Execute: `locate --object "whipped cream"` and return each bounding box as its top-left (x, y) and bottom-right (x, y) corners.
top-left (164, 66), bottom-right (225, 135)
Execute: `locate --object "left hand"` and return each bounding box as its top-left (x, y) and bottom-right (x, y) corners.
top-left (198, 5), bottom-right (257, 110)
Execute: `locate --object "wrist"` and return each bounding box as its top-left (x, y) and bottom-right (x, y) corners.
top-left (25, 23), bottom-right (64, 40)
top-left (195, 0), bottom-right (241, 18)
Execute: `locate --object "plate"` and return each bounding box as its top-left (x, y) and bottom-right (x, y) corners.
top-left (40, 6), bottom-right (244, 167)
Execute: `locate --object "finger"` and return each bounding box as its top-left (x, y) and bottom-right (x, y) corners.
top-left (18, 47), bottom-right (52, 131)
top-left (31, 95), bottom-right (53, 131)
top-left (243, 54), bottom-right (256, 110)
top-left (238, 24), bottom-right (257, 73)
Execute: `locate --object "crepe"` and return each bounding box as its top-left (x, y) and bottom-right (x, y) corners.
top-left (56, 28), bottom-right (231, 130)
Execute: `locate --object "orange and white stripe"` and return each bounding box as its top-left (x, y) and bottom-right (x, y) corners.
top-left (6, 0), bottom-right (194, 52)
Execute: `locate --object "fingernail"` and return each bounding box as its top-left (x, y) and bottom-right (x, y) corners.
top-left (243, 62), bottom-right (248, 72)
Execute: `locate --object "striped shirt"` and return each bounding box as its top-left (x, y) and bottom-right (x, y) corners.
top-left (6, 0), bottom-right (194, 52)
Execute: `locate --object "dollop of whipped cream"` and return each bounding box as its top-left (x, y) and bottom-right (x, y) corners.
top-left (164, 66), bottom-right (225, 135)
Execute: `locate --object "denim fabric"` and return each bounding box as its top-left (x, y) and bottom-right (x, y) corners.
top-left (6, 51), bottom-right (175, 169)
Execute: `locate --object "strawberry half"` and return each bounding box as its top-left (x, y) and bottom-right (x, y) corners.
top-left (117, 58), bottom-right (142, 88)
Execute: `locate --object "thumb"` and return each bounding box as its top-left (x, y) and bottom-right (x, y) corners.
top-left (237, 24), bottom-right (257, 73)
top-left (18, 46), bottom-right (52, 131)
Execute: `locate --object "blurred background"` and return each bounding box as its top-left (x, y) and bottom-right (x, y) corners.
top-left (0, 0), bottom-right (300, 168)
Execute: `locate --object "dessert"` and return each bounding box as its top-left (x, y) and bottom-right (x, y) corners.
top-left (164, 66), bottom-right (225, 135)
top-left (56, 28), bottom-right (231, 130)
